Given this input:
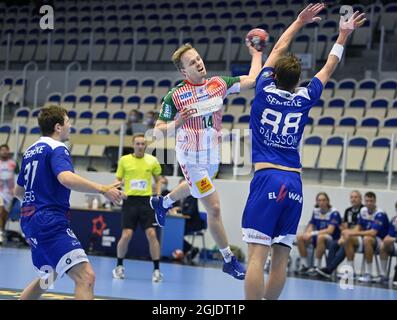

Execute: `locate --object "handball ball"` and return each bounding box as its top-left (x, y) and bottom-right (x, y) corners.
top-left (245, 28), bottom-right (269, 52)
top-left (172, 249), bottom-right (184, 261)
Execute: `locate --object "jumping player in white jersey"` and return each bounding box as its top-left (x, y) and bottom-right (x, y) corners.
top-left (243, 4), bottom-right (366, 299)
top-left (150, 42), bottom-right (263, 279)
top-left (14, 106), bottom-right (124, 299)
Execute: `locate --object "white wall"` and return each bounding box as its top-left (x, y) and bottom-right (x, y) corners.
top-left (71, 171), bottom-right (397, 257)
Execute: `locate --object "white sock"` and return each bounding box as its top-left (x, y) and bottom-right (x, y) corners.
top-left (346, 260), bottom-right (355, 273)
top-left (314, 258), bottom-right (322, 268)
top-left (219, 246), bottom-right (233, 263)
top-left (365, 262), bottom-right (373, 275)
top-left (380, 259), bottom-right (388, 276)
top-left (162, 195), bottom-right (175, 209)
top-left (303, 257), bottom-right (310, 268)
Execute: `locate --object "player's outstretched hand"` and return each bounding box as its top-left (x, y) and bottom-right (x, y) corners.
top-left (297, 3), bottom-right (325, 25)
top-left (246, 43), bottom-right (263, 56)
top-left (339, 11), bottom-right (367, 36)
top-left (102, 182), bottom-right (125, 204)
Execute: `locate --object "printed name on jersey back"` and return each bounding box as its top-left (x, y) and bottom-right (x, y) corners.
top-left (261, 128), bottom-right (299, 150)
top-left (24, 145), bottom-right (45, 159)
top-left (266, 95), bottom-right (303, 107)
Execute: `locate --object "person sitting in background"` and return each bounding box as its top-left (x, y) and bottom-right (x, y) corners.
top-left (342, 191), bottom-right (389, 283)
top-left (126, 109), bottom-right (143, 135)
top-left (296, 192), bottom-right (342, 275)
top-left (317, 190), bottom-right (363, 279)
top-left (378, 202), bottom-right (397, 284)
top-left (143, 111), bottom-right (156, 129)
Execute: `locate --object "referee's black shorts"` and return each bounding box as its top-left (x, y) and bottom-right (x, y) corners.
top-left (121, 196), bottom-right (157, 231)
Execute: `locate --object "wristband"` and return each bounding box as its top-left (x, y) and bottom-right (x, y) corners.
top-left (310, 231), bottom-right (319, 236)
top-left (99, 185), bottom-right (108, 194)
top-left (330, 43), bottom-right (344, 61)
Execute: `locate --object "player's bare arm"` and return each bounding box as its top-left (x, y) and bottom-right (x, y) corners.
top-left (318, 224), bottom-right (335, 236)
top-left (315, 10), bottom-right (366, 86)
top-left (358, 229), bottom-right (378, 238)
top-left (264, 3), bottom-right (325, 69)
top-left (57, 171), bottom-right (124, 203)
top-left (342, 224), bottom-right (361, 238)
top-left (239, 45), bottom-right (264, 90)
top-left (14, 185), bottom-right (25, 202)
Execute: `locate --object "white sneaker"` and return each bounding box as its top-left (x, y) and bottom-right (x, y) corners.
top-left (0, 230), bottom-right (4, 245)
top-left (357, 273), bottom-right (372, 283)
top-left (112, 265), bottom-right (125, 279)
top-left (152, 269), bottom-right (163, 283)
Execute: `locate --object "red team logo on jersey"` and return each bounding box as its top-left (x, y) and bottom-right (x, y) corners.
top-left (276, 184), bottom-right (288, 203)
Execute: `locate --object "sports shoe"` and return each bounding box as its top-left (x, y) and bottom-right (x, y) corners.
top-left (317, 267), bottom-right (332, 279)
top-left (0, 230), bottom-right (4, 245)
top-left (295, 265), bottom-right (309, 275)
top-left (150, 196), bottom-right (168, 227)
top-left (112, 265), bottom-right (125, 279)
top-left (372, 275), bottom-right (388, 284)
top-left (222, 256), bottom-right (246, 280)
top-left (357, 273), bottom-right (372, 283)
top-left (152, 269), bottom-right (163, 282)
top-left (306, 267), bottom-right (319, 277)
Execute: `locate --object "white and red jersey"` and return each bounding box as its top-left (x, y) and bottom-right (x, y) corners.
top-left (0, 159), bottom-right (17, 202)
top-left (159, 76), bottom-right (240, 153)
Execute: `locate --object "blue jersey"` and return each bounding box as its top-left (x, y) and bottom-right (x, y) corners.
top-left (388, 215), bottom-right (397, 238)
top-left (309, 207), bottom-right (342, 240)
top-left (357, 207), bottom-right (389, 239)
top-left (250, 67), bottom-right (323, 169)
top-left (17, 137), bottom-right (74, 235)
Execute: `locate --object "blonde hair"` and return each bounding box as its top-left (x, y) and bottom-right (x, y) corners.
top-left (172, 43), bottom-right (194, 71)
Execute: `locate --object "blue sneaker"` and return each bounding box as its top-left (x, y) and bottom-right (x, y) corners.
top-left (222, 256), bottom-right (246, 280)
top-left (150, 196), bottom-right (168, 227)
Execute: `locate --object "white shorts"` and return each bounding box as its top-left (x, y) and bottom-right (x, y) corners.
top-left (357, 236), bottom-right (382, 253)
top-left (34, 249), bottom-right (89, 280)
top-left (242, 228), bottom-right (296, 248)
top-left (176, 152), bottom-right (219, 199)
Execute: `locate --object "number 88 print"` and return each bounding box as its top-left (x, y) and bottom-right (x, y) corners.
top-left (260, 109), bottom-right (303, 135)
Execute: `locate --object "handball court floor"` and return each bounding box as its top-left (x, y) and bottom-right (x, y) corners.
top-left (1, 247), bottom-right (396, 300)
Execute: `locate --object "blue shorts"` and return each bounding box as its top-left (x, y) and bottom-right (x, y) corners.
top-left (23, 211), bottom-right (89, 279)
top-left (242, 168), bottom-right (303, 248)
